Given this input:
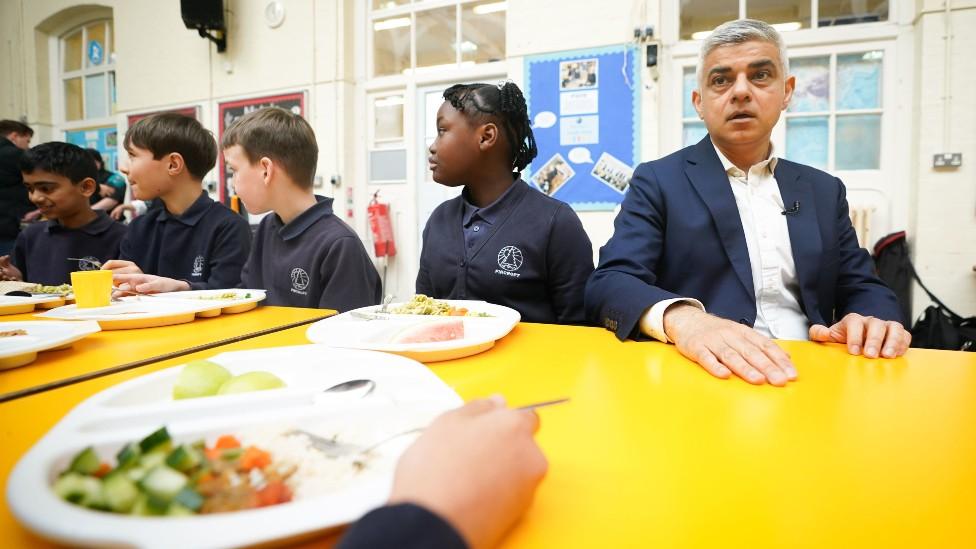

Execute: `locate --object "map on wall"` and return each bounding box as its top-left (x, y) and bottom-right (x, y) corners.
top-left (524, 45), bottom-right (640, 211)
top-left (217, 92), bottom-right (306, 204)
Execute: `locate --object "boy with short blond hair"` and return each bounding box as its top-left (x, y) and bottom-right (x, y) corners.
top-left (222, 107), bottom-right (380, 311)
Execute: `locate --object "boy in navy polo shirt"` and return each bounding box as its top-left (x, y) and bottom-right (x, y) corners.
top-left (0, 142), bottom-right (126, 285)
top-left (105, 113), bottom-right (250, 291)
top-left (222, 107), bottom-right (381, 311)
top-left (418, 82), bottom-right (594, 324)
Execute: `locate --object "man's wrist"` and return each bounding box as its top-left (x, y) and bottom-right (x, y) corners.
top-left (663, 303), bottom-right (703, 344)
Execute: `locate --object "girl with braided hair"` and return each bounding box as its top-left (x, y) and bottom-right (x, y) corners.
top-left (417, 81), bottom-right (594, 325)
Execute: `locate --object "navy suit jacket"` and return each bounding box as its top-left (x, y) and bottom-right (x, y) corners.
top-left (585, 136), bottom-right (903, 340)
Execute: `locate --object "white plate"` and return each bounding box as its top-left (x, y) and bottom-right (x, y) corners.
top-left (306, 300), bottom-right (521, 362)
top-left (0, 295), bottom-right (67, 316)
top-left (149, 289), bottom-right (266, 315)
top-left (7, 345), bottom-right (462, 549)
top-left (0, 321), bottom-right (101, 370)
top-left (34, 297), bottom-right (227, 329)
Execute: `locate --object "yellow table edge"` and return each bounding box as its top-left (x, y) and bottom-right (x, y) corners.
top-left (0, 310), bottom-right (334, 404)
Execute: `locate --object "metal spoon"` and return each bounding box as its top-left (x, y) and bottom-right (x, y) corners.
top-left (67, 257), bottom-right (103, 269)
top-left (323, 378), bottom-right (376, 399)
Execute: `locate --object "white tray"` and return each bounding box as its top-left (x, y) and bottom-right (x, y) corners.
top-left (34, 297), bottom-right (229, 329)
top-left (0, 321), bottom-right (101, 370)
top-left (306, 299), bottom-right (521, 362)
top-left (7, 345), bottom-right (462, 548)
top-left (0, 295), bottom-right (68, 316)
top-left (149, 289), bottom-right (266, 316)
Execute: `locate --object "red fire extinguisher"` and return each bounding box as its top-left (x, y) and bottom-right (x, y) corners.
top-left (367, 191), bottom-right (396, 258)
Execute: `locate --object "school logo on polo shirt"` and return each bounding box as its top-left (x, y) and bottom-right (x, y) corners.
top-left (290, 267), bottom-right (310, 295)
top-left (191, 255), bottom-right (205, 277)
top-left (495, 245), bottom-right (523, 278)
top-left (77, 256), bottom-right (101, 271)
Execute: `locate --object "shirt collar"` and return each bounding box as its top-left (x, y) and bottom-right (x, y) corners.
top-left (276, 195), bottom-right (334, 241)
top-left (711, 142), bottom-right (778, 179)
top-left (461, 179), bottom-right (525, 228)
top-left (46, 210), bottom-right (116, 235)
top-left (156, 191), bottom-right (213, 226)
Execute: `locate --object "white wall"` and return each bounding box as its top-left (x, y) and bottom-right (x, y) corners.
top-left (909, 0), bottom-right (976, 317)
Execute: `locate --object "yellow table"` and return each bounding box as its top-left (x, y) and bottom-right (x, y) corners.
top-left (0, 306), bottom-right (333, 403)
top-left (2, 323), bottom-right (975, 548)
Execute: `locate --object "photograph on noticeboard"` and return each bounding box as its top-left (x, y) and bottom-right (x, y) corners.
top-left (531, 153), bottom-right (576, 196)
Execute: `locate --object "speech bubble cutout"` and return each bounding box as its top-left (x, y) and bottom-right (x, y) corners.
top-left (567, 147), bottom-right (594, 164)
top-left (532, 111), bottom-right (557, 129)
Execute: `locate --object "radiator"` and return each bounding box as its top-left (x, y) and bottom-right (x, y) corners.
top-left (849, 205), bottom-right (875, 249)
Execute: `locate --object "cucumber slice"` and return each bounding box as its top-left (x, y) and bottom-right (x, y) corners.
top-left (145, 493), bottom-right (170, 514)
top-left (130, 493), bottom-right (165, 516)
top-left (166, 502), bottom-right (195, 516)
top-left (53, 473), bottom-right (103, 507)
top-left (102, 473), bottom-right (139, 513)
top-left (115, 443), bottom-right (141, 470)
top-left (126, 466), bottom-right (147, 482)
top-left (138, 427), bottom-right (172, 454)
top-left (173, 487), bottom-right (203, 512)
top-left (220, 448), bottom-right (244, 461)
top-left (68, 446), bottom-right (101, 475)
top-left (138, 449), bottom-right (167, 470)
top-left (139, 466), bottom-right (187, 502)
top-left (165, 445), bottom-right (201, 472)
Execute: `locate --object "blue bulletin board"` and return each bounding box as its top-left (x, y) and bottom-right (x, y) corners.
top-left (524, 45), bottom-right (640, 211)
top-left (65, 126), bottom-right (118, 172)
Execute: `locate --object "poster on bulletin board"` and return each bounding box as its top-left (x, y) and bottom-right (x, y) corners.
top-left (524, 45), bottom-right (640, 211)
top-left (217, 92), bottom-right (306, 203)
top-left (65, 126), bottom-right (119, 173)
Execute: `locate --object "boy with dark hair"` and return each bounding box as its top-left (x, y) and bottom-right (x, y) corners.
top-left (104, 113), bottom-right (250, 291)
top-left (0, 120), bottom-right (35, 255)
top-left (0, 142), bottom-right (126, 285)
top-left (116, 108), bottom-right (380, 311)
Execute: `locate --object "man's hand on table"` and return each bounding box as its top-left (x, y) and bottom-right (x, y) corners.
top-left (663, 303), bottom-right (797, 387)
top-left (388, 397), bottom-right (548, 549)
top-left (809, 313), bottom-right (911, 359)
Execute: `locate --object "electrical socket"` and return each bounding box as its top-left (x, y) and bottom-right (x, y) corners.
top-left (933, 152), bottom-right (962, 169)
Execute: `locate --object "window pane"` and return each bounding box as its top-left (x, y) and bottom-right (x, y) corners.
top-left (837, 51), bottom-right (882, 110)
top-left (683, 122), bottom-right (707, 147)
top-left (85, 74), bottom-right (107, 119)
top-left (818, 0), bottom-right (887, 27)
top-left (416, 6), bottom-right (457, 68)
top-left (372, 0), bottom-right (410, 9)
top-left (461, 1), bottom-right (506, 64)
top-left (680, 0), bottom-right (738, 40)
top-left (683, 66), bottom-right (698, 119)
top-left (64, 30), bottom-right (82, 72)
top-left (64, 78), bottom-right (83, 121)
top-left (374, 95), bottom-right (404, 141)
top-left (747, 0), bottom-right (810, 31)
top-left (835, 114), bottom-right (880, 170)
top-left (786, 116), bottom-right (828, 170)
top-left (373, 16), bottom-right (411, 76)
top-left (788, 56), bottom-right (829, 113)
top-left (85, 22), bottom-right (107, 68)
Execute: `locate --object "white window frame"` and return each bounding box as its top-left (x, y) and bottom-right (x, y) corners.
top-left (53, 19), bottom-right (117, 134)
top-left (368, 0), bottom-right (507, 83)
top-left (677, 0), bottom-right (891, 41)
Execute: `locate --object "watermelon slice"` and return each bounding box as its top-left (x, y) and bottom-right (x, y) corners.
top-left (391, 318), bottom-right (465, 344)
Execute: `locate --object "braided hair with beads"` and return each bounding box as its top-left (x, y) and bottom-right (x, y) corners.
top-left (442, 81), bottom-right (538, 174)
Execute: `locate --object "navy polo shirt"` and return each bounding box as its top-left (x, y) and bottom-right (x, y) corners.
top-left (241, 196), bottom-right (382, 312)
top-left (120, 191), bottom-right (250, 290)
top-left (416, 179), bottom-right (594, 324)
top-left (11, 211), bottom-right (126, 285)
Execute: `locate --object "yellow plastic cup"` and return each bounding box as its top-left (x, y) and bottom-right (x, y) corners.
top-left (70, 270), bottom-right (113, 308)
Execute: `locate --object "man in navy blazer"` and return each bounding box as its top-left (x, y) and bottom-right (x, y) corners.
top-left (586, 19), bottom-right (910, 387)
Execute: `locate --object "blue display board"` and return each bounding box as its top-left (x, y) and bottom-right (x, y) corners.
top-left (524, 45), bottom-right (640, 211)
top-left (65, 126), bottom-right (118, 172)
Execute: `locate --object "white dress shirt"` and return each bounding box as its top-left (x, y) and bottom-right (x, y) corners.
top-left (640, 143), bottom-right (810, 342)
